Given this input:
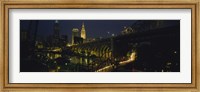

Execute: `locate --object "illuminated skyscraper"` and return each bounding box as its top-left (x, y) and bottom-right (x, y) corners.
top-left (81, 22), bottom-right (86, 40)
top-left (72, 28), bottom-right (79, 45)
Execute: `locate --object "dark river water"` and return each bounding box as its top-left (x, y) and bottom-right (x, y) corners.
top-left (36, 52), bottom-right (111, 72)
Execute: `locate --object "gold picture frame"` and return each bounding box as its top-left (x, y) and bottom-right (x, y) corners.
top-left (0, 0), bottom-right (199, 92)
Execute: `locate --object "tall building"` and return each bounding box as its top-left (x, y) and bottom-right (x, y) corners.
top-left (72, 28), bottom-right (79, 45)
top-left (54, 20), bottom-right (60, 39)
top-left (74, 36), bottom-right (83, 45)
top-left (60, 35), bottom-right (68, 47)
top-left (53, 20), bottom-right (60, 47)
top-left (81, 22), bottom-right (86, 40)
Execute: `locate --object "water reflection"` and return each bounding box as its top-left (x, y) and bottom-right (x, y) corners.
top-left (37, 52), bottom-right (104, 72)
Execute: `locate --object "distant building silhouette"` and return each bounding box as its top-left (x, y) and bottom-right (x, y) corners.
top-left (53, 20), bottom-right (60, 47)
top-left (54, 20), bottom-right (60, 38)
top-left (72, 28), bottom-right (79, 45)
top-left (74, 36), bottom-right (83, 45)
top-left (60, 35), bottom-right (68, 47)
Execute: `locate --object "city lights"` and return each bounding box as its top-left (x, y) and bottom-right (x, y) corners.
top-left (20, 20), bottom-right (180, 72)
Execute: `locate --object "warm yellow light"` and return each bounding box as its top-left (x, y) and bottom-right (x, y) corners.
top-left (96, 52), bottom-right (136, 72)
top-left (52, 47), bottom-right (62, 52)
top-left (129, 52), bottom-right (136, 61)
top-left (67, 44), bottom-right (72, 47)
top-left (55, 54), bottom-right (61, 59)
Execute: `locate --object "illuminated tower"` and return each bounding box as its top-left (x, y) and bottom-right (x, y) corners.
top-left (81, 22), bottom-right (86, 40)
top-left (72, 28), bottom-right (79, 45)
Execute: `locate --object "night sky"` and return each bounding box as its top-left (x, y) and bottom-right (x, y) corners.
top-left (20, 20), bottom-right (136, 42)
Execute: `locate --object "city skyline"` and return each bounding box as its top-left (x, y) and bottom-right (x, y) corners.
top-left (20, 20), bottom-right (137, 43)
top-left (20, 20), bottom-right (180, 72)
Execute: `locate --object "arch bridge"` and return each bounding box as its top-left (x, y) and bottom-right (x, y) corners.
top-left (70, 25), bottom-right (180, 60)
